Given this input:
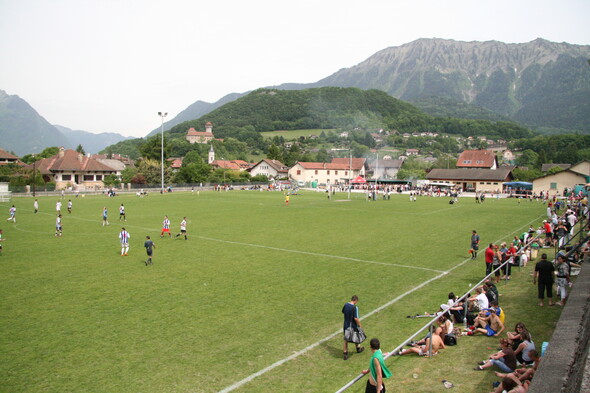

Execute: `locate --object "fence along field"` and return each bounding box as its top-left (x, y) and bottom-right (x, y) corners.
top-left (0, 191), bottom-right (544, 393)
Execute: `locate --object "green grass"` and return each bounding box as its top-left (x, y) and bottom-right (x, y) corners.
top-left (260, 129), bottom-right (335, 139)
top-left (0, 192), bottom-right (563, 393)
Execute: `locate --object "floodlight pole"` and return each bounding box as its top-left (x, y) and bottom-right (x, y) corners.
top-left (348, 152), bottom-right (352, 200)
top-left (158, 111), bottom-right (168, 193)
top-left (32, 154), bottom-right (36, 197)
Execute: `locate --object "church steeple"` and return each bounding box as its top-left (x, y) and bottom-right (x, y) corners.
top-left (208, 144), bottom-right (215, 164)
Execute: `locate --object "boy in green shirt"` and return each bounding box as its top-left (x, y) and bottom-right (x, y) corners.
top-left (362, 338), bottom-right (391, 393)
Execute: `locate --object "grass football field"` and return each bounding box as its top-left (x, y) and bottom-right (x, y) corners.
top-left (0, 191), bottom-right (556, 392)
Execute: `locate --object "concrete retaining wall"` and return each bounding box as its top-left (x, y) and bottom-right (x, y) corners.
top-left (528, 263), bottom-right (590, 393)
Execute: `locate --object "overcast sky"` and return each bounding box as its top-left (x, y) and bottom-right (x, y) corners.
top-left (1, 0), bottom-right (589, 138)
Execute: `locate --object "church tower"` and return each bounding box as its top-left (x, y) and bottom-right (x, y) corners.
top-left (208, 145), bottom-right (215, 164)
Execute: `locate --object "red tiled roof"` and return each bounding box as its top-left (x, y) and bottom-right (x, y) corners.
top-left (0, 148), bottom-right (18, 160)
top-left (210, 160), bottom-right (241, 170)
top-left (186, 127), bottom-right (214, 137)
top-left (330, 157), bottom-right (366, 171)
top-left (456, 150), bottom-right (497, 168)
top-left (29, 149), bottom-right (117, 174)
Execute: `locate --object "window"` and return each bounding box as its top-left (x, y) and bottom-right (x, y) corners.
top-left (335, 171), bottom-right (338, 175)
top-left (479, 182), bottom-right (484, 184)
top-left (96, 175), bottom-right (103, 181)
top-left (345, 171), bottom-right (348, 176)
top-left (476, 160), bottom-right (484, 164)
top-left (84, 175), bottom-right (94, 181)
top-left (550, 182), bottom-right (557, 189)
top-left (62, 174), bottom-right (71, 181)
top-left (296, 170), bottom-right (301, 175)
top-left (315, 170), bottom-right (318, 175)
top-left (463, 160), bottom-right (471, 164)
top-left (493, 182), bottom-right (498, 185)
top-left (486, 182), bottom-right (491, 185)
top-left (327, 170), bottom-right (330, 175)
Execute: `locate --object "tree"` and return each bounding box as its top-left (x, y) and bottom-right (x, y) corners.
top-left (136, 158), bottom-right (172, 185)
top-left (515, 149), bottom-right (539, 168)
top-left (139, 135), bottom-right (170, 160)
top-left (121, 167), bottom-right (138, 183)
top-left (103, 174), bottom-right (121, 187)
top-left (39, 146), bottom-right (59, 158)
top-left (76, 144), bottom-right (86, 155)
top-left (267, 144), bottom-right (282, 161)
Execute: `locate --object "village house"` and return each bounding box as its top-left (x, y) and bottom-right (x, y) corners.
top-left (249, 159), bottom-right (289, 179)
top-left (405, 148), bottom-right (419, 156)
top-left (288, 158), bottom-right (366, 186)
top-left (0, 148), bottom-right (23, 165)
top-left (210, 159), bottom-right (251, 171)
top-left (533, 161), bottom-right (590, 195)
top-left (186, 122), bottom-right (215, 144)
top-left (29, 148), bottom-right (118, 190)
top-left (456, 149), bottom-right (499, 169)
top-left (367, 158), bottom-right (404, 180)
top-left (426, 167), bottom-right (513, 193)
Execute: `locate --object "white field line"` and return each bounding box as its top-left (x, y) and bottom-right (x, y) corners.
top-left (216, 213), bottom-right (546, 393)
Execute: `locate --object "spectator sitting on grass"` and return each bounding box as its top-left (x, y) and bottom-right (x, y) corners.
top-left (483, 281), bottom-right (499, 305)
top-left (506, 322), bottom-right (528, 351)
top-left (513, 330), bottom-right (536, 365)
top-left (468, 287), bottom-right (489, 312)
top-left (466, 310), bottom-right (505, 337)
top-left (397, 330), bottom-right (445, 357)
top-left (474, 338), bottom-right (517, 372)
top-left (490, 376), bottom-right (529, 393)
top-left (494, 349), bottom-right (540, 389)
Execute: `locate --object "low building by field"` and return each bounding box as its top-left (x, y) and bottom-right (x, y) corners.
top-left (426, 167), bottom-right (513, 193)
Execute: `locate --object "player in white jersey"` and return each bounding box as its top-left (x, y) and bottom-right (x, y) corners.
top-left (55, 214), bottom-right (63, 236)
top-left (56, 200), bottom-right (62, 214)
top-left (175, 217), bottom-right (188, 240)
top-left (119, 204), bottom-right (126, 221)
top-left (160, 216), bottom-right (171, 238)
top-left (119, 227), bottom-right (130, 256)
top-left (6, 206), bottom-right (16, 222)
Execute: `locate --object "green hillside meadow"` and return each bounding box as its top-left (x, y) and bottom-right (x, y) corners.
top-left (0, 191), bottom-right (562, 393)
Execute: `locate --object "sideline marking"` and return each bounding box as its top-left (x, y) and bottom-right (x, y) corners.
top-left (216, 214), bottom-right (545, 393)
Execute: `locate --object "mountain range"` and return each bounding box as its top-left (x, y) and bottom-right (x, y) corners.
top-left (3, 37), bottom-right (590, 156)
top-left (158, 38), bottom-right (590, 135)
top-left (0, 90), bottom-right (132, 156)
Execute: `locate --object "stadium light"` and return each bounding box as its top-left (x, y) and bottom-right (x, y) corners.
top-left (158, 112), bottom-right (168, 193)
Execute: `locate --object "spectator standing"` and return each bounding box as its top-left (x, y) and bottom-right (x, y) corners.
top-left (485, 244), bottom-right (495, 276)
top-left (533, 253), bottom-right (555, 306)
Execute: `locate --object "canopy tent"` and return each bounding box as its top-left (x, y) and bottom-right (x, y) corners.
top-left (503, 181), bottom-right (533, 190)
top-left (352, 176), bottom-right (367, 183)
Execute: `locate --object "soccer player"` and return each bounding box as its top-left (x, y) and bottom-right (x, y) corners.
top-left (160, 215), bottom-right (171, 238)
top-left (6, 205), bottom-right (16, 222)
top-left (175, 217), bottom-right (188, 240)
top-left (56, 200), bottom-right (62, 214)
top-left (33, 199), bottom-right (39, 214)
top-left (119, 227), bottom-right (130, 256)
top-left (102, 207), bottom-right (109, 226)
top-left (67, 200), bottom-right (73, 214)
top-left (285, 194), bottom-right (290, 206)
top-left (119, 204), bottom-right (126, 221)
top-left (55, 214), bottom-right (63, 237)
top-left (144, 236), bottom-right (155, 265)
